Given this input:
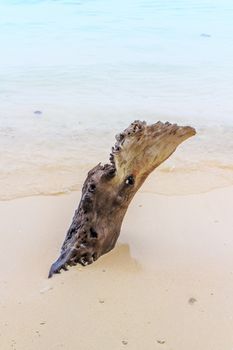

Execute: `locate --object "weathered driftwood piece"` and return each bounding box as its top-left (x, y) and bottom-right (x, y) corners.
top-left (49, 120), bottom-right (196, 277)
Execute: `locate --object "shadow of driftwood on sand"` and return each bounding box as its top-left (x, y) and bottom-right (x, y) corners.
top-left (84, 243), bottom-right (141, 274)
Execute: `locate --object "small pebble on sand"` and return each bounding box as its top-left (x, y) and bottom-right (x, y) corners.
top-left (188, 297), bottom-right (197, 305)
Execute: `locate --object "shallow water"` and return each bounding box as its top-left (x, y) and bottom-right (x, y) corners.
top-left (0, 0), bottom-right (233, 199)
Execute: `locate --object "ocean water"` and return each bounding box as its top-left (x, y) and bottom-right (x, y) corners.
top-left (0, 0), bottom-right (233, 200)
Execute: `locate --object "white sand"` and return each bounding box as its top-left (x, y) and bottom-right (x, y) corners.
top-left (0, 187), bottom-right (233, 350)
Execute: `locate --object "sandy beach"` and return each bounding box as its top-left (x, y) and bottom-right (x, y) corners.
top-left (1, 0), bottom-right (233, 349)
top-left (1, 186), bottom-right (233, 350)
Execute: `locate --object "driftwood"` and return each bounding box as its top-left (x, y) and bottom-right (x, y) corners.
top-left (49, 120), bottom-right (196, 278)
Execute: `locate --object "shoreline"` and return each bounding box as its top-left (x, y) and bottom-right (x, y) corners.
top-left (1, 174), bottom-right (233, 202)
top-left (1, 187), bottom-right (233, 349)
top-left (1, 122), bottom-right (233, 201)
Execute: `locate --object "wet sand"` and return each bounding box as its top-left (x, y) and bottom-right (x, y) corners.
top-left (0, 187), bottom-right (233, 350)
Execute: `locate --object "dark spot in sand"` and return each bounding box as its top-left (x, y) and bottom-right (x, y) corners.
top-left (188, 297), bottom-right (197, 305)
top-left (34, 110), bottom-right (42, 115)
top-left (157, 340), bottom-right (166, 344)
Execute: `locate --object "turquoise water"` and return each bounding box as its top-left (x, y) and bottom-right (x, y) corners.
top-left (0, 0), bottom-right (233, 199)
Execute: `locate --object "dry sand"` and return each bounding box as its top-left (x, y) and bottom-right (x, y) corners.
top-left (0, 187), bottom-right (233, 350)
